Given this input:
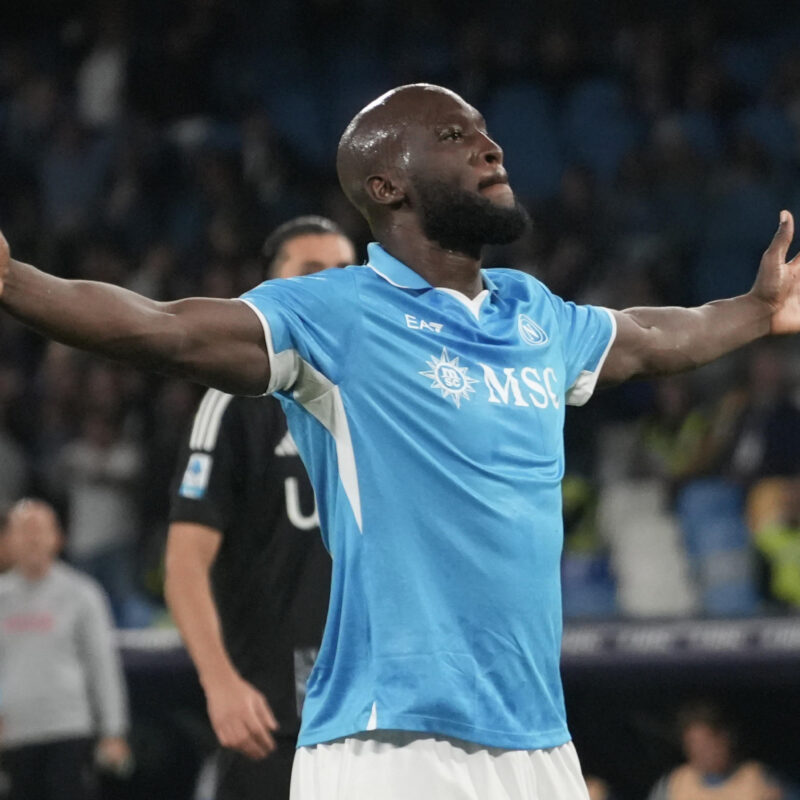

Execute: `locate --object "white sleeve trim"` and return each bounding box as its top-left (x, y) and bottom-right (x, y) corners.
top-left (238, 298), bottom-right (300, 394)
top-left (189, 388), bottom-right (234, 451)
top-left (565, 307), bottom-right (617, 407)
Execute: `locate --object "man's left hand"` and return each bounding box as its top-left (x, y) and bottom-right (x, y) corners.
top-left (751, 210), bottom-right (800, 334)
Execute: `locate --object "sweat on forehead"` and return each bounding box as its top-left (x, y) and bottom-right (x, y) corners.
top-left (336, 83), bottom-right (471, 211)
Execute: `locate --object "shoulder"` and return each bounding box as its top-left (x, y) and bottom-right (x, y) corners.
top-left (0, 573), bottom-right (18, 598)
top-left (243, 265), bottom-right (359, 302)
top-left (485, 267), bottom-right (562, 306)
top-left (56, 564), bottom-right (109, 607)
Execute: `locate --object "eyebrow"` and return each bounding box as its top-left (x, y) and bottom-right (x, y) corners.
top-left (438, 109), bottom-right (487, 130)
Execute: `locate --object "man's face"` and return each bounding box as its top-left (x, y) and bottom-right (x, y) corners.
top-left (682, 722), bottom-right (733, 775)
top-left (6, 505), bottom-right (61, 578)
top-left (402, 92), bottom-right (513, 206)
top-left (399, 92), bottom-right (529, 253)
top-left (274, 233), bottom-right (356, 279)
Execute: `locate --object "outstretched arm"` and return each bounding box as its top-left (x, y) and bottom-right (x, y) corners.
top-left (602, 211), bottom-right (800, 383)
top-left (0, 233), bottom-right (270, 395)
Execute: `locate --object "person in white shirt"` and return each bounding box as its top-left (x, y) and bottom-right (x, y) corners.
top-left (0, 499), bottom-right (131, 800)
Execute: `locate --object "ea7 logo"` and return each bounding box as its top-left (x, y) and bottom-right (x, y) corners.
top-left (478, 363), bottom-right (560, 409)
top-left (405, 314), bottom-right (443, 333)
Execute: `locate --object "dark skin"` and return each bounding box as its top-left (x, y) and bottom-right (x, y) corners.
top-left (1, 83), bottom-right (800, 392)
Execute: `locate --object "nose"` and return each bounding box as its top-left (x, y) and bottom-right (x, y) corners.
top-left (479, 132), bottom-right (503, 166)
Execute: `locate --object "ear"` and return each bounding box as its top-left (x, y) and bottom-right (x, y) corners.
top-left (365, 174), bottom-right (406, 207)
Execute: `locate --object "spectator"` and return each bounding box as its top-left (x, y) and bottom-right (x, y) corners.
top-left (0, 499), bottom-right (131, 800)
top-left (647, 701), bottom-right (797, 800)
top-left (53, 399), bottom-right (145, 627)
top-left (748, 476), bottom-right (800, 609)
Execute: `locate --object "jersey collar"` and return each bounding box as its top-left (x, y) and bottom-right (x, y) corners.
top-left (366, 242), bottom-right (499, 295)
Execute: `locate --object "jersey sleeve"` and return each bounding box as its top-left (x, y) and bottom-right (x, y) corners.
top-left (239, 268), bottom-right (359, 396)
top-left (168, 389), bottom-right (243, 533)
top-left (547, 291), bottom-right (617, 406)
top-left (77, 578), bottom-right (129, 737)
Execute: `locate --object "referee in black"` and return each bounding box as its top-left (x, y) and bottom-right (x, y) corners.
top-left (164, 216), bottom-right (356, 799)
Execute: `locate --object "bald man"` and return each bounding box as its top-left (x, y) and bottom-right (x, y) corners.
top-left (0, 500), bottom-right (130, 800)
top-left (2, 83), bottom-right (800, 798)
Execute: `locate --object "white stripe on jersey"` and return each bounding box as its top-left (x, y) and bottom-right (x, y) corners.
top-left (202, 392), bottom-right (234, 451)
top-left (189, 389), bottom-right (233, 452)
top-left (189, 390), bottom-right (217, 450)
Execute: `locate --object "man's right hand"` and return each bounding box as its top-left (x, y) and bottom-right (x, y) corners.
top-left (205, 671), bottom-right (280, 760)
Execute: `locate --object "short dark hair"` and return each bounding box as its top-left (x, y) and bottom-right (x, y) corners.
top-left (261, 216), bottom-right (346, 278)
top-left (676, 700), bottom-right (734, 736)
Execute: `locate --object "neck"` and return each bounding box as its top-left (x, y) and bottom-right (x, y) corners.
top-left (377, 219), bottom-right (484, 298)
top-left (18, 562), bottom-right (52, 581)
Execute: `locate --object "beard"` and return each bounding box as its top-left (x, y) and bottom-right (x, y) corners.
top-left (411, 177), bottom-right (530, 258)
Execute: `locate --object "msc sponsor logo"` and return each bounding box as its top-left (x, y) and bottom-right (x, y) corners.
top-left (518, 314), bottom-right (549, 346)
top-left (421, 349), bottom-right (560, 410)
top-left (420, 348), bottom-right (478, 408)
top-left (479, 363), bottom-right (560, 409)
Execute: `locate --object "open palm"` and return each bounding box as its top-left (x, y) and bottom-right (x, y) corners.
top-left (752, 211), bottom-right (800, 335)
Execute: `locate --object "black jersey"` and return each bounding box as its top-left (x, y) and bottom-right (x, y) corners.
top-left (169, 389), bottom-right (331, 736)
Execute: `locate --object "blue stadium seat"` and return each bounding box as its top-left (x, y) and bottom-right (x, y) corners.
top-left (691, 180), bottom-right (778, 303)
top-left (484, 83), bottom-right (564, 201)
top-left (265, 87), bottom-right (329, 168)
top-left (676, 111), bottom-right (721, 159)
top-left (736, 105), bottom-right (796, 164)
top-left (561, 552), bottom-right (617, 618)
top-left (676, 479), bottom-right (759, 616)
top-left (561, 78), bottom-right (644, 185)
top-left (720, 39), bottom-right (778, 98)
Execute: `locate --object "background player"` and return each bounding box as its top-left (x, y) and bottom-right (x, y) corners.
top-left (165, 216), bottom-right (355, 800)
top-left (2, 83), bottom-right (800, 798)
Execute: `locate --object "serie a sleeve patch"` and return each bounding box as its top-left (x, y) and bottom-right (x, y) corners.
top-left (179, 452), bottom-right (214, 499)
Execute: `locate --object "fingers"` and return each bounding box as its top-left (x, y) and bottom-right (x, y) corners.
top-left (766, 210), bottom-right (794, 263)
top-left (217, 717), bottom-right (275, 759)
top-left (217, 719), bottom-right (270, 760)
top-left (213, 694), bottom-right (278, 760)
top-left (245, 713), bottom-right (276, 758)
top-left (256, 694), bottom-right (280, 732)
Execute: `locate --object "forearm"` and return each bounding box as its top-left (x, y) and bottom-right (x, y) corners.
top-left (608, 293), bottom-right (773, 381)
top-left (164, 534), bottom-right (236, 687)
top-left (2, 258), bottom-right (184, 371)
top-left (0, 258), bottom-right (270, 393)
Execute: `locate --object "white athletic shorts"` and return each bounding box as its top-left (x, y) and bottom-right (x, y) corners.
top-left (290, 731), bottom-right (590, 800)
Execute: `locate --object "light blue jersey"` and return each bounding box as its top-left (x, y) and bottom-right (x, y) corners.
top-left (241, 243), bottom-right (616, 750)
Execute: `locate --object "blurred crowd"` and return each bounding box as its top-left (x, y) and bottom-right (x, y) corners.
top-left (3, 0), bottom-right (800, 624)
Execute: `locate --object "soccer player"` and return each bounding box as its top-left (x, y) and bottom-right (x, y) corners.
top-left (164, 216), bottom-right (355, 799)
top-left (1, 83), bottom-right (800, 799)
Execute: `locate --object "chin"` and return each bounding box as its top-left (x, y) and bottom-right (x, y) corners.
top-left (490, 193), bottom-right (517, 210)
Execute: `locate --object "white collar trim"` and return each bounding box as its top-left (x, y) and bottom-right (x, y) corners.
top-left (436, 287), bottom-right (489, 320)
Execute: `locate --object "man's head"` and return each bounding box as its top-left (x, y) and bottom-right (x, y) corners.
top-left (677, 702), bottom-right (736, 775)
top-left (337, 83), bottom-right (529, 257)
top-left (261, 216), bottom-right (356, 280)
top-left (5, 499), bottom-right (63, 580)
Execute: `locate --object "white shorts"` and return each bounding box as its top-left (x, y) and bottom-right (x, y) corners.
top-left (290, 731), bottom-right (590, 800)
